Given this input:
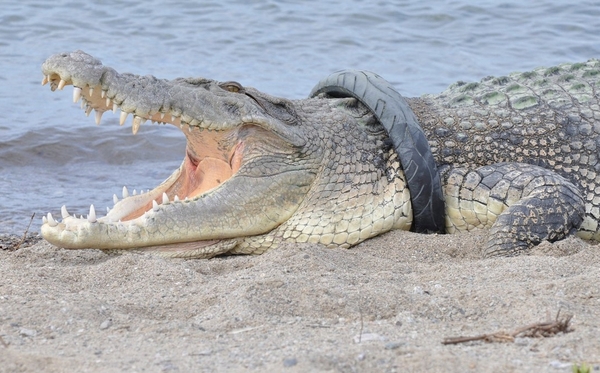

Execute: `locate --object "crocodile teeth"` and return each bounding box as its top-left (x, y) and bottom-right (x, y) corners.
top-left (47, 213), bottom-right (58, 227)
top-left (73, 87), bottom-right (82, 103)
top-left (41, 75), bottom-right (49, 85)
top-left (119, 111), bottom-right (129, 126)
top-left (112, 103), bottom-right (118, 113)
top-left (85, 105), bottom-right (93, 116)
top-left (113, 194), bottom-right (119, 204)
top-left (152, 200), bottom-right (159, 211)
top-left (61, 205), bottom-right (71, 219)
top-left (174, 195), bottom-right (180, 202)
top-left (122, 186), bottom-right (129, 198)
top-left (132, 189), bottom-right (137, 196)
top-left (95, 110), bottom-right (104, 125)
top-left (89, 87), bottom-right (94, 96)
top-left (57, 79), bottom-right (67, 90)
top-left (106, 97), bottom-right (111, 107)
top-left (132, 116), bottom-right (144, 135)
top-left (88, 204), bottom-right (97, 223)
top-left (162, 192), bottom-right (169, 204)
top-left (101, 90), bottom-right (106, 99)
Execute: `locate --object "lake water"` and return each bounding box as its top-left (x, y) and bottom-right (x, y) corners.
top-left (1, 0), bottom-right (600, 234)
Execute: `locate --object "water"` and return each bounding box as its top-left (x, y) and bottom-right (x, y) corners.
top-left (1, 0), bottom-right (600, 234)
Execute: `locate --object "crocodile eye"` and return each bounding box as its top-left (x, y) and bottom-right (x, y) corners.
top-left (219, 81), bottom-right (244, 93)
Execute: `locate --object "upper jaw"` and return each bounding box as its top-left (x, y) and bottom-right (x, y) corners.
top-left (42, 51), bottom-right (259, 132)
top-left (41, 51), bottom-right (303, 140)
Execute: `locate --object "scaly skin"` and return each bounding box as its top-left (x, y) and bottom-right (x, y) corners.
top-left (40, 51), bottom-right (598, 257)
top-left (40, 51), bottom-right (411, 258)
top-left (408, 61), bottom-right (600, 245)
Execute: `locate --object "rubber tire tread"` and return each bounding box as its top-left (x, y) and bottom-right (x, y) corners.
top-left (309, 70), bottom-right (445, 233)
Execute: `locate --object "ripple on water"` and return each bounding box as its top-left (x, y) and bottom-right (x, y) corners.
top-left (2, 0), bottom-right (600, 233)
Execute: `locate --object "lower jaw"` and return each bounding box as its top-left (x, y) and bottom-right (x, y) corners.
top-left (108, 155), bottom-right (235, 222)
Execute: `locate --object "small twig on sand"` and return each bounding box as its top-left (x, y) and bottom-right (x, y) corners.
top-left (442, 310), bottom-right (573, 345)
top-left (12, 213), bottom-right (35, 251)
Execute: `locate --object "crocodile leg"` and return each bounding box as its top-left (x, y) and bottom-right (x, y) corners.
top-left (443, 163), bottom-right (585, 256)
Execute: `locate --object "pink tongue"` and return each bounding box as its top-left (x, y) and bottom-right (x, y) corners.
top-left (120, 157), bottom-right (233, 222)
top-left (188, 158), bottom-right (233, 198)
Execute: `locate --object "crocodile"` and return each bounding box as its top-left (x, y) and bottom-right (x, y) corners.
top-left (40, 50), bottom-right (599, 258)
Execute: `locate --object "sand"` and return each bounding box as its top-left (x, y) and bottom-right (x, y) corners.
top-left (1, 230), bottom-right (599, 372)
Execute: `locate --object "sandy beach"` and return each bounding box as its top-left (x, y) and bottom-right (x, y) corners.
top-left (1, 230), bottom-right (598, 372)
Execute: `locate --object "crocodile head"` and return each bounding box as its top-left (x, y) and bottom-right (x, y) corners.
top-left (40, 50), bottom-right (412, 258)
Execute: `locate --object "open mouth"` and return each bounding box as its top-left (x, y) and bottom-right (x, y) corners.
top-left (41, 77), bottom-right (245, 227)
top-left (108, 127), bottom-right (246, 223)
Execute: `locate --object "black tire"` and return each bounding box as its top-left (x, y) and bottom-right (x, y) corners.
top-left (309, 70), bottom-right (445, 233)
